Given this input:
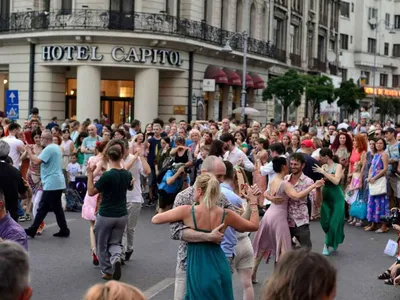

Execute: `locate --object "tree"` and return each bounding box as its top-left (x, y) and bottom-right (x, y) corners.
top-left (304, 74), bottom-right (335, 121)
top-left (334, 79), bottom-right (365, 114)
top-left (375, 96), bottom-right (399, 121)
top-left (263, 69), bottom-right (307, 121)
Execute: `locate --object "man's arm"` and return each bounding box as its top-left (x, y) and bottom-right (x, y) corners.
top-left (25, 146), bottom-right (43, 165)
top-left (260, 161), bottom-right (274, 176)
top-left (242, 153), bottom-right (255, 172)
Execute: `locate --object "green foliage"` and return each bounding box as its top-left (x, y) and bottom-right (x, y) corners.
top-left (263, 69), bottom-right (307, 121)
top-left (375, 96), bottom-right (400, 121)
top-left (334, 79), bottom-right (365, 114)
top-left (304, 75), bottom-right (335, 120)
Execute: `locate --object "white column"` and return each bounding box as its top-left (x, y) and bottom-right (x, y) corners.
top-left (134, 69), bottom-right (159, 126)
top-left (77, 66), bottom-right (101, 122)
top-left (0, 74), bottom-right (4, 113)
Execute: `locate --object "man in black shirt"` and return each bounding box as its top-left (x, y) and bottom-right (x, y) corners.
top-left (145, 124), bottom-right (163, 205)
top-left (0, 141), bottom-right (30, 222)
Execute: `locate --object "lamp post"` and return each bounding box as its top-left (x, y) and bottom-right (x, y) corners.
top-left (221, 0), bottom-right (249, 123)
top-left (221, 32), bottom-right (248, 122)
top-left (371, 20), bottom-right (396, 116)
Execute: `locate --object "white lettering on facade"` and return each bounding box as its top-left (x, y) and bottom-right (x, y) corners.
top-left (41, 45), bottom-right (183, 66)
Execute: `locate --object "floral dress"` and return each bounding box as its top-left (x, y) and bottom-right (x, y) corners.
top-left (367, 154), bottom-right (389, 223)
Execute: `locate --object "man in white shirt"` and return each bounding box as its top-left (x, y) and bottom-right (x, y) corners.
top-left (288, 120), bottom-right (298, 133)
top-left (337, 119), bottom-right (349, 130)
top-left (3, 123), bottom-right (24, 169)
top-left (260, 143), bottom-right (286, 190)
top-left (220, 133), bottom-right (254, 172)
top-left (122, 144), bottom-right (151, 262)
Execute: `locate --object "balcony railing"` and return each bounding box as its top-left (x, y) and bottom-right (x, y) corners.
top-left (314, 58), bottom-right (327, 72)
top-left (0, 10), bottom-right (277, 60)
top-left (329, 63), bottom-right (337, 75)
top-left (290, 53), bottom-right (301, 67)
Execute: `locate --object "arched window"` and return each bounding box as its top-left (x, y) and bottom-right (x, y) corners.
top-left (249, 3), bottom-right (257, 38)
top-left (221, 0), bottom-right (230, 29)
top-left (236, 0), bottom-right (243, 32)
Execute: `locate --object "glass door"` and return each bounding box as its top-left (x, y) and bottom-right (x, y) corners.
top-left (109, 0), bottom-right (135, 30)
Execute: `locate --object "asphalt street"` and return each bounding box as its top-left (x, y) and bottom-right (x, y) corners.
top-left (23, 207), bottom-right (400, 300)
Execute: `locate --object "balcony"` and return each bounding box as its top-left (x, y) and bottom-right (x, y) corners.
top-left (313, 58), bottom-right (327, 72)
top-left (329, 63), bottom-right (338, 75)
top-left (0, 10), bottom-right (278, 60)
top-left (290, 53), bottom-right (301, 67)
top-left (353, 52), bottom-right (395, 68)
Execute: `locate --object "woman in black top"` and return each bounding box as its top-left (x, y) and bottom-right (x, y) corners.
top-left (87, 139), bottom-right (133, 281)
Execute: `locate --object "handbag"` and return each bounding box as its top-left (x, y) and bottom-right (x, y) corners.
top-left (349, 196), bottom-right (367, 220)
top-left (369, 176), bottom-right (387, 196)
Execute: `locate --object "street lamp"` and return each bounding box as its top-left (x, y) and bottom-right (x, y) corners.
top-left (222, 31), bottom-right (249, 122)
top-left (370, 19), bottom-right (396, 116)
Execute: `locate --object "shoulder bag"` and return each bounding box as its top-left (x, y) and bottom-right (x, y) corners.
top-left (369, 176), bottom-right (387, 196)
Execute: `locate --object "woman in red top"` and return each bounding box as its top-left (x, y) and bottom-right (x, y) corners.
top-left (349, 134), bottom-right (368, 175)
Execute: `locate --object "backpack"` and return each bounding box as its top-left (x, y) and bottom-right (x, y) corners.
top-left (157, 157), bottom-right (174, 184)
top-left (65, 188), bottom-right (83, 212)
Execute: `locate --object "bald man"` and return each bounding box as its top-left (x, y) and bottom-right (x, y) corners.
top-left (24, 130), bottom-right (69, 238)
top-left (217, 118), bottom-right (231, 139)
top-left (81, 124), bottom-right (102, 174)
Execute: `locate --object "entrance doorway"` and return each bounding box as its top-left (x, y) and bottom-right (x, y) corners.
top-left (65, 79), bottom-right (135, 124)
top-left (66, 96), bottom-right (133, 124)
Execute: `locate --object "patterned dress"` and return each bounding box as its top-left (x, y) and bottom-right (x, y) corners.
top-left (367, 154), bottom-right (389, 223)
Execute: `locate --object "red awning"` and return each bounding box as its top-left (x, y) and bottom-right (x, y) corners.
top-left (250, 73), bottom-right (265, 89)
top-left (204, 66), bottom-right (228, 84)
top-left (222, 68), bottom-right (241, 86)
top-left (236, 70), bottom-right (254, 88)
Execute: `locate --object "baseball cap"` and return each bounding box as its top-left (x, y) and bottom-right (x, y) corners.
top-left (301, 139), bottom-right (315, 149)
top-left (383, 127), bottom-right (396, 134)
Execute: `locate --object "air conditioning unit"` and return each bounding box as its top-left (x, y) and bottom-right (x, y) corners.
top-left (368, 18), bottom-right (377, 29)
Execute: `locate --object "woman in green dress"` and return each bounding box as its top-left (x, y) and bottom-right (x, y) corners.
top-left (152, 173), bottom-right (260, 300)
top-left (313, 147), bottom-right (345, 256)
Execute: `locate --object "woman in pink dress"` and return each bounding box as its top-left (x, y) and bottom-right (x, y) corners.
top-left (82, 141), bottom-right (108, 266)
top-left (252, 157), bottom-right (324, 283)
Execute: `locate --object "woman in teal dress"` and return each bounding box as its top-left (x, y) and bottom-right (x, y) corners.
top-left (313, 148), bottom-right (345, 256)
top-left (152, 173), bottom-right (260, 300)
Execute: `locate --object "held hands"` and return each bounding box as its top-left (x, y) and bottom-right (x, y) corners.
top-left (263, 190), bottom-right (283, 204)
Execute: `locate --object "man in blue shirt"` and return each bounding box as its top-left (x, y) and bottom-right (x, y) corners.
top-left (158, 163), bottom-right (186, 213)
top-left (220, 161), bottom-right (255, 300)
top-left (24, 130), bottom-right (70, 238)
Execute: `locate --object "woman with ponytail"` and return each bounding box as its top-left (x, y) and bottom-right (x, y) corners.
top-left (87, 139), bottom-right (134, 281)
top-left (84, 281), bottom-right (145, 300)
top-left (152, 172), bottom-right (260, 300)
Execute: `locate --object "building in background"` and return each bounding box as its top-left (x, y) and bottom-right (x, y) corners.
top-left (0, 0), bottom-right (340, 125)
top-left (339, 0), bottom-right (400, 121)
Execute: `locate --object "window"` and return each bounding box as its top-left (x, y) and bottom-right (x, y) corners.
top-left (309, 0), bottom-right (315, 11)
top-left (340, 34), bottom-right (349, 50)
top-left (341, 69), bottom-right (348, 82)
top-left (395, 15), bottom-right (400, 29)
top-left (368, 7), bottom-right (378, 20)
top-left (380, 74), bottom-right (388, 87)
top-left (386, 13), bottom-right (391, 28)
top-left (393, 44), bottom-right (400, 57)
top-left (364, 71), bottom-right (370, 85)
top-left (385, 43), bottom-right (389, 56)
top-left (110, 0), bottom-right (134, 13)
top-left (350, 36), bottom-right (353, 44)
top-left (368, 38), bottom-right (376, 53)
top-left (351, 3), bottom-right (354, 13)
top-left (61, 0), bottom-right (72, 13)
top-left (340, 2), bottom-right (350, 18)
top-left (393, 75), bottom-right (400, 88)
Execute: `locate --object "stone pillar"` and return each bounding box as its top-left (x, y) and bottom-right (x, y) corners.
top-left (77, 65), bottom-right (101, 122)
top-left (135, 69), bottom-right (159, 126)
top-left (0, 74), bottom-right (5, 113)
top-left (135, 0), bottom-right (143, 12)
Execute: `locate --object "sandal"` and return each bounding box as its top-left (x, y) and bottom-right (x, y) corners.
top-left (378, 270), bottom-right (391, 280)
top-left (384, 278), bottom-right (394, 285)
top-left (375, 228), bottom-right (389, 233)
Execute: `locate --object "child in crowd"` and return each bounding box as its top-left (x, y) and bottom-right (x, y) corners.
top-left (346, 161), bottom-right (362, 226)
top-left (67, 153), bottom-right (81, 189)
top-left (194, 145), bottom-right (210, 180)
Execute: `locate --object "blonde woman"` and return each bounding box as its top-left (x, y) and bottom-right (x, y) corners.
top-left (84, 281), bottom-right (145, 300)
top-left (152, 173), bottom-right (260, 300)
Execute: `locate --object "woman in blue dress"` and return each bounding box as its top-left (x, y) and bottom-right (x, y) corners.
top-left (365, 138), bottom-right (390, 233)
top-left (152, 173), bottom-right (260, 300)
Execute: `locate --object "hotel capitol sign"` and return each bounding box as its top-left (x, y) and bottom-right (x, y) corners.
top-left (41, 45), bottom-right (183, 66)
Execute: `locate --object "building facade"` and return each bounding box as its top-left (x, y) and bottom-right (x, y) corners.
top-left (0, 0), bottom-right (340, 125)
top-left (339, 0), bottom-right (400, 120)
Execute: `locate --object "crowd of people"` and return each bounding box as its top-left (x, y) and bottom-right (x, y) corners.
top-left (1, 107), bottom-right (400, 299)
